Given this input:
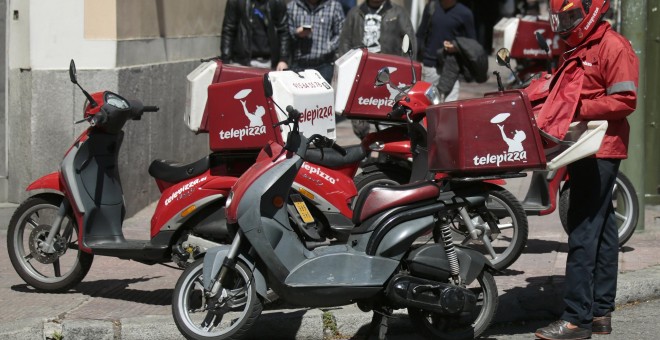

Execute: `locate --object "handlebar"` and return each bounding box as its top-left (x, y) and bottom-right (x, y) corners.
top-left (273, 105), bottom-right (302, 128)
top-left (387, 105), bottom-right (406, 119)
top-left (143, 106), bottom-right (160, 113)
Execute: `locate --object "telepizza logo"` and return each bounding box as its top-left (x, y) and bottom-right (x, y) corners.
top-left (218, 89), bottom-right (267, 141)
top-left (165, 176), bottom-right (207, 206)
top-left (301, 163), bottom-right (336, 184)
top-left (472, 113), bottom-right (528, 167)
top-left (358, 67), bottom-right (406, 109)
top-left (299, 106), bottom-right (334, 125)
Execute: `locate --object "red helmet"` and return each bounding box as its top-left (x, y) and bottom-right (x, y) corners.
top-left (549, 0), bottom-right (610, 46)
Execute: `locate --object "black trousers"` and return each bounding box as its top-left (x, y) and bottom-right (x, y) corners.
top-left (562, 158), bottom-right (620, 328)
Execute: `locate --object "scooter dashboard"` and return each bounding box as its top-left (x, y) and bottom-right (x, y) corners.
top-left (105, 92), bottom-right (130, 110)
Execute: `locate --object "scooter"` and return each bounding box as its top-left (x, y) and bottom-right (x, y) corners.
top-left (186, 46), bottom-right (529, 271)
top-left (493, 15), bottom-right (565, 84)
top-left (6, 60), bottom-right (254, 292)
top-left (332, 42), bottom-right (529, 270)
top-left (171, 79), bottom-right (512, 340)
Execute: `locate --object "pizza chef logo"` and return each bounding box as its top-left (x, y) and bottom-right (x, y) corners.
top-left (218, 89), bottom-right (267, 141)
top-left (473, 113), bottom-right (528, 167)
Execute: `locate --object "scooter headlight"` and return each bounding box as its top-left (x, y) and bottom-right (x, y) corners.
top-left (425, 86), bottom-right (441, 105)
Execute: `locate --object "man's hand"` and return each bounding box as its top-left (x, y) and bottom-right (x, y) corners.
top-left (296, 26), bottom-right (312, 38)
top-left (276, 61), bottom-right (288, 71)
top-left (443, 41), bottom-right (458, 54)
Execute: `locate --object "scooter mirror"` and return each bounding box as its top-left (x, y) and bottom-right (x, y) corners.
top-left (263, 73), bottom-right (273, 98)
top-left (496, 48), bottom-right (511, 67)
top-left (69, 59), bottom-right (78, 85)
top-left (374, 67), bottom-right (391, 87)
top-left (535, 31), bottom-right (550, 54)
top-left (401, 35), bottom-right (411, 55)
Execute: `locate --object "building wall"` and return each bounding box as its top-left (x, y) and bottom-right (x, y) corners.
top-left (6, 0), bottom-right (217, 216)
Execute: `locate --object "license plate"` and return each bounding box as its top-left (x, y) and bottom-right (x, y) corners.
top-left (291, 194), bottom-right (314, 223)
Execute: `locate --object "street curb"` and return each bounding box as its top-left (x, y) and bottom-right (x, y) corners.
top-left (3, 265), bottom-right (659, 339)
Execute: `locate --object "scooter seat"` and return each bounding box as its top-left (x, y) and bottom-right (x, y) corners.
top-left (148, 156), bottom-right (209, 183)
top-left (352, 180), bottom-right (440, 224)
top-left (304, 145), bottom-right (366, 169)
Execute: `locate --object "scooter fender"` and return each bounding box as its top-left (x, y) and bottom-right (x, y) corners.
top-left (203, 246), bottom-right (267, 298)
top-left (26, 172), bottom-right (63, 193)
top-left (455, 245), bottom-right (490, 285)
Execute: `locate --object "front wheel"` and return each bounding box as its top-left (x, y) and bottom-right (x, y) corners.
top-left (172, 259), bottom-right (263, 340)
top-left (408, 271), bottom-right (498, 340)
top-left (559, 172), bottom-right (639, 246)
top-left (7, 195), bottom-right (94, 292)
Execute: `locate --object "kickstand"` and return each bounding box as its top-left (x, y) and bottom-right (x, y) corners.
top-left (368, 312), bottom-right (389, 340)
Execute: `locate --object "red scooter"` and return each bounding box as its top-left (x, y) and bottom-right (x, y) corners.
top-left (493, 15), bottom-right (565, 83)
top-left (332, 43), bottom-right (529, 271)
top-left (7, 60), bottom-right (251, 292)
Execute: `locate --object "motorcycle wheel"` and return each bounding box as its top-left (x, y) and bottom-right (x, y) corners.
top-left (559, 172), bottom-right (639, 246)
top-left (172, 259), bottom-right (262, 340)
top-left (434, 184), bottom-right (528, 271)
top-left (7, 195), bottom-right (93, 292)
top-left (408, 271), bottom-right (498, 340)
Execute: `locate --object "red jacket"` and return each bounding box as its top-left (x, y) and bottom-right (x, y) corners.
top-left (527, 22), bottom-right (639, 159)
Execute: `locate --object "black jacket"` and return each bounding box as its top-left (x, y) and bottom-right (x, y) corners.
top-left (436, 36), bottom-right (488, 95)
top-left (221, 0), bottom-right (291, 68)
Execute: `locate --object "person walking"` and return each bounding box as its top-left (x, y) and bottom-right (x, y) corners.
top-left (416, 0), bottom-right (475, 102)
top-left (287, 0), bottom-right (345, 83)
top-left (532, 1), bottom-right (639, 339)
top-left (338, 0), bottom-right (415, 139)
top-left (220, 0), bottom-right (291, 71)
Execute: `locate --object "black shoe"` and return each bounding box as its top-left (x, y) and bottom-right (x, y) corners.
top-left (593, 313), bottom-right (612, 334)
top-left (535, 320), bottom-right (592, 340)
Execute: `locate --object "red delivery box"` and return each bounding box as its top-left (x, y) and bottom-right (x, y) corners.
top-left (185, 60), bottom-right (268, 133)
top-left (426, 90), bottom-right (547, 175)
top-left (206, 77), bottom-right (282, 152)
top-left (333, 48), bottom-right (422, 121)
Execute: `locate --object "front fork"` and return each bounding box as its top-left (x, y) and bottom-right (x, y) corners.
top-left (207, 230), bottom-right (243, 297)
top-left (39, 199), bottom-right (73, 254)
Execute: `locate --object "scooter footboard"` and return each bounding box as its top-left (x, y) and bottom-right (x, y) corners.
top-left (203, 246), bottom-right (268, 298)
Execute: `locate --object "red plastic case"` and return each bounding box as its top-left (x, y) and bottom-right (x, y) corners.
top-left (206, 77), bottom-right (282, 152)
top-left (426, 90), bottom-right (547, 174)
top-left (334, 49), bottom-right (422, 121)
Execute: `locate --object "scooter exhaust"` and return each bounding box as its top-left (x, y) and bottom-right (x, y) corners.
top-left (386, 273), bottom-right (477, 315)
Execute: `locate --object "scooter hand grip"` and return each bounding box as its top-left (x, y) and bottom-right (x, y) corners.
top-left (286, 105), bottom-right (301, 120)
top-left (143, 106), bottom-right (160, 113)
top-left (330, 141), bottom-right (347, 156)
top-left (388, 106), bottom-right (405, 119)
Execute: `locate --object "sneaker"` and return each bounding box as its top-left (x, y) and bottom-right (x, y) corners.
top-left (535, 320), bottom-right (592, 340)
top-left (593, 313), bottom-right (612, 334)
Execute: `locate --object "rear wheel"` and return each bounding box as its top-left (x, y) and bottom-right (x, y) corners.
top-left (7, 195), bottom-right (93, 292)
top-left (408, 271), bottom-right (498, 340)
top-left (559, 172), bottom-right (639, 246)
top-left (172, 259), bottom-right (262, 340)
top-left (434, 184), bottom-right (528, 271)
